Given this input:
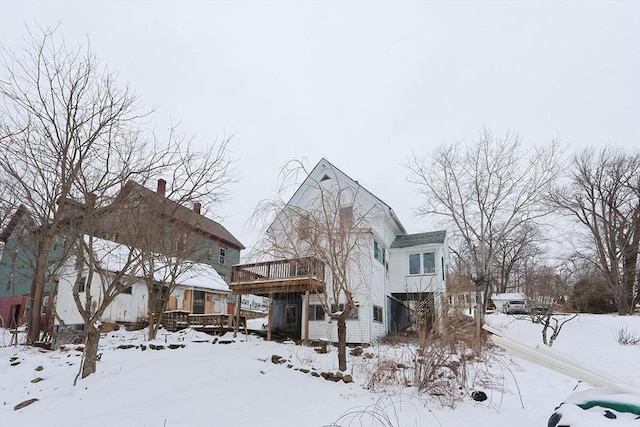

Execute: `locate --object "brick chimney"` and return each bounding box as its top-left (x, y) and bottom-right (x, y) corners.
top-left (193, 202), bottom-right (201, 214)
top-left (157, 179), bottom-right (166, 197)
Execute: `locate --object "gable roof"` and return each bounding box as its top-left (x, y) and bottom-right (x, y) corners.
top-left (119, 181), bottom-right (244, 250)
top-left (287, 158), bottom-right (407, 234)
top-left (390, 230), bottom-right (447, 249)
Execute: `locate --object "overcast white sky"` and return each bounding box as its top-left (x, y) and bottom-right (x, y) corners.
top-left (1, 1), bottom-right (639, 252)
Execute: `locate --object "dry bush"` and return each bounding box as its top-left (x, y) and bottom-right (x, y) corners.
top-left (615, 326), bottom-right (640, 345)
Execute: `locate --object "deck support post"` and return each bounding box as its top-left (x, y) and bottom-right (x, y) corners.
top-left (234, 293), bottom-right (242, 338)
top-left (304, 290), bottom-right (310, 344)
top-left (267, 292), bottom-right (273, 341)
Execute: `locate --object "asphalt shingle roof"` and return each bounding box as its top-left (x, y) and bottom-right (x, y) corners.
top-left (390, 230), bottom-right (446, 249)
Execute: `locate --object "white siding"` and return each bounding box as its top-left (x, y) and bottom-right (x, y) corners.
top-left (388, 244), bottom-right (447, 295)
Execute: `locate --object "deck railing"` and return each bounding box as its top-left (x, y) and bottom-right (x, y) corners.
top-left (231, 256), bottom-right (325, 284)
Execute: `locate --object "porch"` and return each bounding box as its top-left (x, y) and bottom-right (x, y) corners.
top-left (230, 257), bottom-right (325, 294)
top-left (230, 257), bottom-right (326, 342)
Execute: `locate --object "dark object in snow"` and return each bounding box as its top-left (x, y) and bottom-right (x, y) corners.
top-left (218, 340), bottom-right (233, 344)
top-left (212, 337), bottom-right (219, 344)
top-left (471, 391), bottom-right (488, 402)
top-left (35, 366), bottom-right (43, 371)
top-left (343, 374), bottom-right (353, 383)
top-left (117, 344), bottom-right (135, 350)
top-left (350, 346), bottom-right (363, 357)
top-left (10, 361), bottom-right (20, 366)
top-left (271, 355), bottom-right (284, 364)
top-left (31, 377), bottom-right (44, 383)
top-left (168, 344), bottom-right (185, 349)
top-left (547, 412), bottom-right (562, 427)
top-left (14, 398), bottom-right (38, 410)
top-left (149, 344), bottom-right (165, 350)
top-left (548, 386), bottom-right (640, 427)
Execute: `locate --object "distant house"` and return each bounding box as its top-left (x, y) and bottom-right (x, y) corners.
top-left (230, 158), bottom-right (448, 344)
top-left (53, 236), bottom-right (231, 333)
top-left (0, 179), bottom-right (244, 333)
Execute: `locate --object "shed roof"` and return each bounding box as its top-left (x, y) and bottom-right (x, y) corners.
top-left (390, 230), bottom-right (447, 249)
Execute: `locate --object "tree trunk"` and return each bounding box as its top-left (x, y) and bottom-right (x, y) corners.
top-left (82, 325), bottom-right (101, 379)
top-left (148, 314), bottom-right (158, 341)
top-left (27, 249), bottom-right (49, 344)
top-left (337, 317), bottom-right (347, 372)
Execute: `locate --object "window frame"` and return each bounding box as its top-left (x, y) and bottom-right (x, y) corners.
top-left (373, 305), bottom-right (383, 323)
top-left (408, 252), bottom-right (437, 275)
top-left (219, 247), bottom-right (226, 265)
top-left (78, 275), bottom-right (87, 293)
top-left (308, 304), bottom-right (325, 321)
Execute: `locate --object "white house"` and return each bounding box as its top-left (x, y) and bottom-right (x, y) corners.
top-left (53, 236), bottom-right (230, 333)
top-left (230, 158), bottom-right (448, 344)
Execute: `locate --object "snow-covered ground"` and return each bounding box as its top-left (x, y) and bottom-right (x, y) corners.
top-left (1, 314), bottom-right (638, 427)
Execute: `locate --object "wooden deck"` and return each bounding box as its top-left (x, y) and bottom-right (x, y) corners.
top-left (161, 311), bottom-right (246, 333)
top-left (230, 257), bottom-right (326, 295)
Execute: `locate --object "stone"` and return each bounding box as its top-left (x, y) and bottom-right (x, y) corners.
top-left (14, 398), bottom-right (38, 410)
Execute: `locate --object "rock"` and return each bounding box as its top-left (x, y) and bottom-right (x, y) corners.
top-left (140, 345), bottom-right (147, 351)
top-left (299, 368), bottom-right (310, 374)
top-left (212, 337), bottom-right (219, 344)
top-left (349, 347), bottom-right (363, 357)
top-left (149, 344), bottom-right (165, 350)
top-left (14, 398), bottom-right (38, 410)
top-left (117, 344), bottom-right (135, 350)
top-left (335, 371), bottom-right (344, 379)
top-left (271, 355), bottom-right (284, 364)
top-left (396, 363), bottom-right (408, 369)
top-left (10, 361), bottom-right (20, 366)
top-left (471, 391), bottom-right (487, 402)
top-left (35, 366), bottom-right (44, 371)
top-left (31, 377), bottom-right (44, 383)
top-left (9, 356), bottom-right (18, 362)
top-left (311, 372), bottom-right (320, 377)
top-left (168, 344), bottom-right (184, 350)
top-left (343, 374), bottom-right (353, 383)
top-left (363, 353), bottom-right (374, 359)
top-left (218, 340), bottom-right (233, 344)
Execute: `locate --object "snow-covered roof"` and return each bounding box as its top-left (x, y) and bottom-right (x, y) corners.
top-left (83, 235), bottom-right (229, 293)
top-left (491, 293), bottom-right (525, 301)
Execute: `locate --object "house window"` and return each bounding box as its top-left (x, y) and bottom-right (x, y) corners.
top-left (409, 252), bottom-right (436, 275)
top-left (340, 205), bottom-right (353, 228)
top-left (374, 241), bottom-right (384, 263)
top-left (423, 252), bottom-right (435, 274)
top-left (78, 276), bottom-right (87, 293)
top-left (219, 248), bottom-right (226, 265)
top-left (298, 215), bottom-right (310, 240)
top-left (41, 296), bottom-right (49, 316)
top-left (373, 305), bottom-right (383, 323)
top-left (333, 303), bottom-right (359, 320)
top-left (25, 298), bottom-right (32, 317)
top-left (409, 254), bottom-right (421, 275)
top-left (309, 305), bottom-right (325, 321)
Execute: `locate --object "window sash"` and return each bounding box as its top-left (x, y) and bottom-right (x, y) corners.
top-left (409, 254), bottom-right (421, 274)
top-left (423, 252), bottom-right (436, 274)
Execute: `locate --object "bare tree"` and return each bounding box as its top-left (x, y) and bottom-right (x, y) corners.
top-left (522, 264), bottom-right (576, 347)
top-left (252, 160), bottom-right (377, 371)
top-left (0, 27), bottom-right (152, 344)
top-left (407, 129), bottom-right (561, 329)
top-left (0, 27), bottom-right (236, 372)
top-left (491, 222), bottom-right (542, 294)
top-left (551, 146), bottom-right (639, 315)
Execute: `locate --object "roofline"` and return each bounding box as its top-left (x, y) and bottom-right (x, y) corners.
top-left (279, 158), bottom-right (407, 234)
